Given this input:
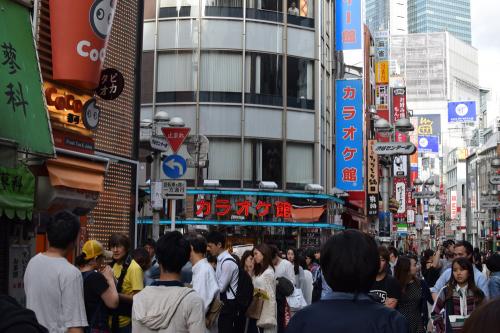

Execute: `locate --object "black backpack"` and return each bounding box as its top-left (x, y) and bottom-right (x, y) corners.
top-left (312, 269), bottom-right (322, 303)
top-left (222, 258), bottom-right (254, 312)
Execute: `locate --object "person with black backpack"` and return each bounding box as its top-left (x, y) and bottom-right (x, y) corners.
top-left (207, 231), bottom-right (253, 333)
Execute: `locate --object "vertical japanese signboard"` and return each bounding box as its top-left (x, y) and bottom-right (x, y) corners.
top-left (393, 177), bottom-right (407, 219)
top-left (367, 140), bottom-right (379, 194)
top-left (450, 191), bottom-right (458, 220)
top-left (336, 79), bottom-right (363, 191)
top-left (335, 0), bottom-right (361, 50)
top-left (392, 87), bottom-right (407, 142)
top-left (0, 0), bottom-right (54, 156)
top-left (367, 194), bottom-right (379, 216)
top-left (375, 61), bottom-right (389, 84)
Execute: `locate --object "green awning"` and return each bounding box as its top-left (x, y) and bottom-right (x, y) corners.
top-left (0, 165), bottom-right (35, 220)
top-left (0, 0), bottom-right (55, 156)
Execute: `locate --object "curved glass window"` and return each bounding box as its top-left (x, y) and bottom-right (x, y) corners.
top-left (286, 0), bottom-right (314, 28)
top-left (247, 0), bottom-right (283, 23)
top-left (156, 52), bottom-right (197, 103)
top-left (287, 56), bottom-right (314, 109)
top-left (245, 53), bottom-right (283, 106)
top-left (200, 51), bottom-right (242, 103)
top-left (160, 0), bottom-right (199, 18)
top-left (204, 0), bottom-right (243, 18)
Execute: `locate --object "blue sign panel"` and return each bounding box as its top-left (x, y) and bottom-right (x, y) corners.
top-left (162, 154), bottom-right (187, 179)
top-left (335, 0), bottom-right (361, 50)
top-left (335, 79), bottom-right (363, 191)
top-left (448, 101), bottom-right (476, 122)
top-left (418, 135), bottom-right (439, 153)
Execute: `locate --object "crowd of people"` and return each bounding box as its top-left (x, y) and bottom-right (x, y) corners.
top-left (1, 210), bottom-right (499, 332)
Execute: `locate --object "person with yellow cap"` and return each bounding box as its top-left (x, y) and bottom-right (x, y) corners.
top-left (76, 240), bottom-right (119, 333)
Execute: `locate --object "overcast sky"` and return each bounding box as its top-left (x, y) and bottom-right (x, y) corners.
top-left (471, 0), bottom-right (500, 89)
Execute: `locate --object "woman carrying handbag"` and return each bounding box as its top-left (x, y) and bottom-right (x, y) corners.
top-left (251, 244), bottom-right (277, 333)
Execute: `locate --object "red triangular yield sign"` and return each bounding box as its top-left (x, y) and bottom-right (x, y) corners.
top-left (161, 127), bottom-right (191, 153)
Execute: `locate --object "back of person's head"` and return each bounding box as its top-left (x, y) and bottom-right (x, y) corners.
top-left (269, 244), bottom-right (280, 260)
top-left (46, 210), bottom-right (80, 250)
top-left (156, 231), bottom-right (190, 274)
top-left (206, 231), bottom-right (225, 248)
top-left (443, 239), bottom-right (455, 248)
top-left (108, 233), bottom-right (131, 252)
top-left (394, 256), bottom-right (417, 292)
top-left (378, 246), bottom-right (390, 262)
top-left (486, 253), bottom-right (500, 273)
top-left (463, 298), bottom-right (500, 333)
top-left (144, 238), bottom-right (156, 249)
top-left (187, 234), bottom-right (208, 255)
top-left (321, 230), bottom-right (378, 294)
top-left (422, 249), bottom-right (434, 263)
top-left (305, 248), bottom-right (317, 263)
top-left (132, 247), bottom-right (151, 271)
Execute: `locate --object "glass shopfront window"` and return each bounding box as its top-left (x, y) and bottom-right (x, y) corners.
top-left (287, 56), bottom-right (314, 109)
top-left (204, 0), bottom-right (243, 18)
top-left (245, 53), bottom-right (283, 106)
top-left (247, 0), bottom-right (283, 22)
top-left (286, 0), bottom-right (314, 28)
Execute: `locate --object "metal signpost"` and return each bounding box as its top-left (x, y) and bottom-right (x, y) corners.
top-left (162, 180), bottom-right (186, 231)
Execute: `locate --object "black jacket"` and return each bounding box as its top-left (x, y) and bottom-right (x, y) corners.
top-left (0, 295), bottom-right (48, 333)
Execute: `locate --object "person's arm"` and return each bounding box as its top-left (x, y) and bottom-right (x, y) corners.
top-left (62, 272), bottom-right (88, 331)
top-left (431, 270), bottom-right (449, 300)
top-left (186, 295), bottom-right (206, 333)
top-left (120, 263), bottom-right (145, 303)
top-left (476, 272), bottom-right (490, 299)
top-left (432, 248), bottom-right (442, 268)
top-left (100, 266), bottom-right (119, 309)
top-left (385, 278), bottom-right (401, 309)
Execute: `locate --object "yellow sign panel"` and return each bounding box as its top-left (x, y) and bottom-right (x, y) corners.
top-left (44, 82), bottom-right (92, 137)
top-left (376, 61), bottom-right (389, 84)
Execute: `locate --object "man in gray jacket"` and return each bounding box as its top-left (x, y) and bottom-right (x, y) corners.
top-left (132, 231), bottom-right (205, 333)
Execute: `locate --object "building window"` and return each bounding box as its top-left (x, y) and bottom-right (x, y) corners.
top-left (204, 0), bottom-right (243, 18)
top-left (200, 51), bottom-right (242, 103)
top-left (156, 52), bottom-right (196, 102)
top-left (287, 0), bottom-right (314, 28)
top-left (246, 0), bottom-right (283, 22)
top-left (262, 141), bottom-right (283, 188)
top-left (141, 52), bottom-right (154, 103)
top-left (287, 56), bottom-right (314, 109)
top-left (286, 143), bottom-right (313, 189)
top-left (245, 53), bottom-right (283, 106)
top-left (159, 0), bottom-right (199, 18)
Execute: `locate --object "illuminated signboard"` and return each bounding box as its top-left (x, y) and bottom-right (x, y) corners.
top-left (196, 199), bottom-right (292, 219)
top-left (44, 82), bottom-right (93, 137)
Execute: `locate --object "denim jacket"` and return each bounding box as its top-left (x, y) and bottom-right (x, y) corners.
top-left (489, 272), bottom-right (500, 299)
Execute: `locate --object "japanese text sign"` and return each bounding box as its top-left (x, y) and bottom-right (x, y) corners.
top-left (0, 0), bottom-right (54, 156)
top-left (336, 80), bottom-right (363, 191)
top-left (450, 190), bottom-right (457, 220)
top-left (393, 177), bottom-right (407, 219)
top-left (418, 136), bottom-right (439, 153)
top-left (367, 140), bottom-right (379, 194)
top-left (335, 0), bottom-right (361, 50)
top-left (161, 127), bottom-right (191, 153)
top-left (392, 88), bottom-right (407, 142)
top-left (367, 194), bottom-right (378, 216)
top-left (376, 61), bottom-right (389, 84)
top-left (448, 101), bottom-right (476, 123)
top-left (196, 199), bottom-right (292, 219)
top-left (416, 114), bottom-right (441, 137)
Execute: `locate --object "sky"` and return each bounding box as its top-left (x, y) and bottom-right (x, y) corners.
top-left (471, 0), bottom-right (500, 89)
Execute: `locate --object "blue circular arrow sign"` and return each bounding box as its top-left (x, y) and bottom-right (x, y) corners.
top-left (162, 155), bottom-right (187, 179)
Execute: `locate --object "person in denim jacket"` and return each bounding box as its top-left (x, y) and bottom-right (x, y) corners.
top-left (486, 253), bottom-right (500, 298)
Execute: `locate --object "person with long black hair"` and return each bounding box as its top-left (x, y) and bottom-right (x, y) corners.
top-left (394, 256), bottom-right (433, 333)
top-left (431, 257), bottom-right (485, 332)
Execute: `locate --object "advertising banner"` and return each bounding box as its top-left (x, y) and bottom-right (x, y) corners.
top-left (0, 0), bottom-right (54, 156)
top-left (393, 155), bottom-right (408, 177)
top-left (393, 177), bottom-right (407, 219)
top-left (448, 101), bottom-right (477, 122)
top-left (450, 190), bottom-right (457, 220)
top-left (392, 88), bottom-right (407, 142)
top-left (418, 135), bottom-right (439, 153)
top-left (367, 194), bottom-right (379, 216)
top-left (416, 114), bottom-right (441, 137)
top-left (375, 84), bottom-right (389, 109)
top-left (335, 0), bottom-right (361, 50)
top-left (376, 61), bottom-right (389, 84)
top-left (335, 80), bottom-right (363, 191)
top-left (367, 140), bottom-right (379, 194)
top-left (49, 0), bottom-right (116, 89)
top-left (374, 33), bottom-right (389, 61)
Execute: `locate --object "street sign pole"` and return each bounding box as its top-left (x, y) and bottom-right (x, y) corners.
top-left (171, 200), bottom-right (176, 231)
top-left (152, 151), bottom-right (161, 241)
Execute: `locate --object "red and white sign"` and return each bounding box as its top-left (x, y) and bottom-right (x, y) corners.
top-left (392, 88), bottom-right (407, 142)
top-left (161, 127), bottom-right (191, 153)
top-left (450, 190), bottom-right (458, 220)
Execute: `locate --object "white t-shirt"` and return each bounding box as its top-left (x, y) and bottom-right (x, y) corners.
top-left (275, 259), bottom-right (295, 284)
top-left (192, 258), bottom-right (219, 313)
top-left (24, 253), bottom-right (88, 333)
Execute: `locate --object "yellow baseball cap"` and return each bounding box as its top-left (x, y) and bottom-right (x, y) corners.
top-left (82, 240), bottom-right (111, 260)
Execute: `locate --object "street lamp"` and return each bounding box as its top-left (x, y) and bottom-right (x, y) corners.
top-left (413, 178), bottom-right (423, 186)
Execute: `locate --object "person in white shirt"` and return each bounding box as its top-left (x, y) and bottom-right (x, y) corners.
top-left (270, 245), bottom-right (294, 333)
top-left (288, 1), bottom-right (299, 15)
top-left (24, 210), bottom-right (88, 333)
top-left (188, 234), bottom-right (220, 332)
top-left (206, 231), bottom-right (243, 333)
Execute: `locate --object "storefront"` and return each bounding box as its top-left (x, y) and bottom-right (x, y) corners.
top-left (137, 189), bottom-right (345, 250)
